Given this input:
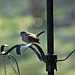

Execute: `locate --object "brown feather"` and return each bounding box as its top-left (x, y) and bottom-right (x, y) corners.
top-left (36, 31), bottom-right (45, 37)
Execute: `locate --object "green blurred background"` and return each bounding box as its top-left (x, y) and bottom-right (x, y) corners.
top-left (0, 0), bottom-right (75, 75)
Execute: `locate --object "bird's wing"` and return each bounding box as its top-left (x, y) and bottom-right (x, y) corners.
top-left (28, 35), bottom-right (35, 41)
top-left (28, 35), bottom-right (39, 43)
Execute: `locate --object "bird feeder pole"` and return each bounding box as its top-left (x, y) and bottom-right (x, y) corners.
top-left (47, 0), bottom-right (53, 54)
top-left (46, 0), bottom-right (56, 75)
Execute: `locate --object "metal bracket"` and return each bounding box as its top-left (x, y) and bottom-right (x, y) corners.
top-left (0, 43), bottom-right (57, 72)
top-left (45, 54), bottom-right (57, 72)
top-left (1, 43), bottom-right (75, 73)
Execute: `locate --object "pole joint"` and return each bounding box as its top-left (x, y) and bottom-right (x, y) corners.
top-left (45, 54), bottom-right (57, 72)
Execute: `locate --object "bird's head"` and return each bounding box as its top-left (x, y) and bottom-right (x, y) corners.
top-left (20, 31), bottom-right (27, 36)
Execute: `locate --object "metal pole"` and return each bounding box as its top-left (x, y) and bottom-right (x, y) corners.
top-left (47, 0), bottom-right (53, 54)
top-left (47, 0), bottom-right (54, 75)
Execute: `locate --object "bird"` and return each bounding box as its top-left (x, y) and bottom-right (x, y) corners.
top-left (20, 31), bottom-right (45, 44)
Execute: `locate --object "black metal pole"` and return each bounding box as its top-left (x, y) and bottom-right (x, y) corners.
top-left (47, 0), bottom-right (54, 75)
top-left (47, 0), bottom-right (53, 54)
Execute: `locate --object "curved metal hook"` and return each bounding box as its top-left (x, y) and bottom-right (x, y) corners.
top-left (5, 45), bottom-right (17, 54)
top-left (3, 44), bottom-right (26, 55)
top-left (0, 43), bottom-right (44, 61)
top-left (21, 43), bottom-right (47, 62)
top-left (30, 46), bottom-right (43, 61)
top-left (16, 44), bottom-right (26, 54)
top-left (0, 45), bottom-right (20, 75)
top-left (32, 43), bottom-right (47, 62)
top-left (1, 43), bottom-right (48, 62)
top-left (57, 50), bottom-right (75, 61)
top-left (1, 44), bottom-right (8, 53)
top-left (18, 43), bottom-right (44, 61)
top-left (19, 43), bottom-right (32, 54)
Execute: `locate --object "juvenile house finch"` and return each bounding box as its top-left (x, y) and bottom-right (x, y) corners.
top-left (20, 31), bottom-right (45, 43)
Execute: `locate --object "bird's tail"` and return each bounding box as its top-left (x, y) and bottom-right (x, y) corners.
top-left (36, 31), bottom-right (45, 37)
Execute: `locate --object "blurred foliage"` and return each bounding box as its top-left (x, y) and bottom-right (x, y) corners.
top-left (0, 0), bottom-right (75, 75)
